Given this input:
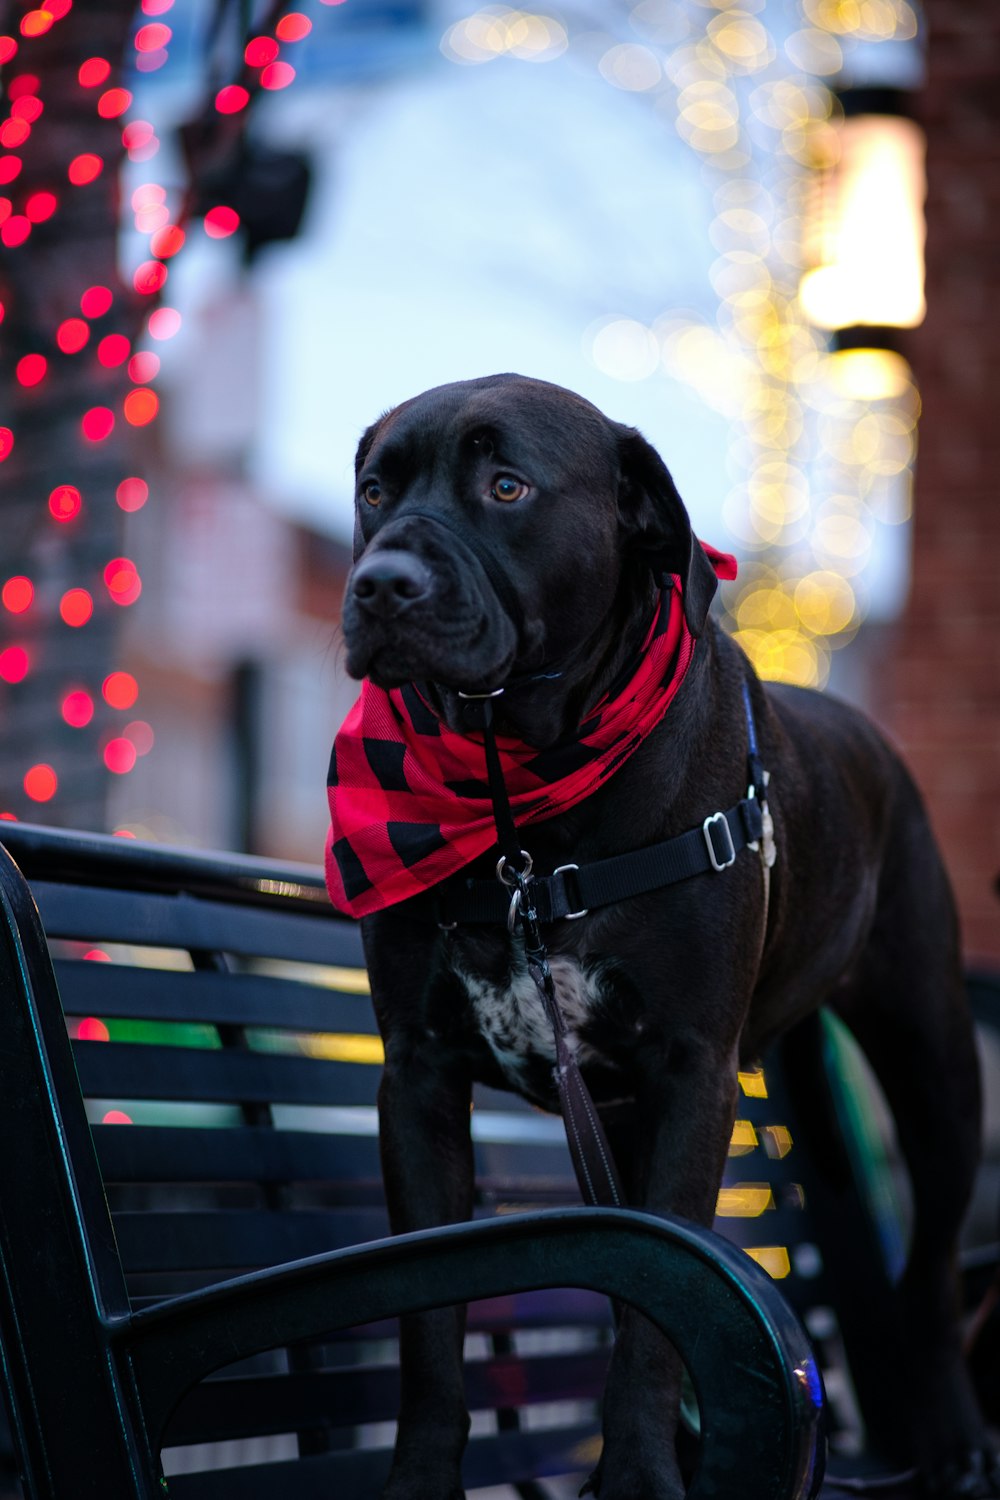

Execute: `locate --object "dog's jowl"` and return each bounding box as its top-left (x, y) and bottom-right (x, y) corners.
top-left (327, 374), bottom-right (993, 1499)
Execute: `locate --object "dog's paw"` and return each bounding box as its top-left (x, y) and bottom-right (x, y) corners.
top-left (924, 1447), bottom-right (1000, 1499)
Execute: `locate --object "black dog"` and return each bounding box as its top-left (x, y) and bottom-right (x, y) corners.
top-left (331, 374), bottom-right (992, 1499)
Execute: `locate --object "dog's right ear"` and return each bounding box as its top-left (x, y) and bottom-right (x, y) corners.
top-left (614, 423), bottom-right (718, 637)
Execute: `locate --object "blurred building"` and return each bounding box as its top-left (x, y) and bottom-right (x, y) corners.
top-left (885, 0), bottom-right (1000, 964)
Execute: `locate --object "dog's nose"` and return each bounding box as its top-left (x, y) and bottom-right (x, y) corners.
top-left (350, 550), bottom-right (431, 616)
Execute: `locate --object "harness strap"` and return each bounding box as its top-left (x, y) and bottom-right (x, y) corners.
top-left (416, 795), bottom-right (764, 927)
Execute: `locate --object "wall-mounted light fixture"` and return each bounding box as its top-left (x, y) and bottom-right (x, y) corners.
top-left (800, 86), bottom-right (926, 400)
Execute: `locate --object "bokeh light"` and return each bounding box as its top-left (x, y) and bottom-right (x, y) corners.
top-left (116, 477), bottom-right (149, 512)
top-left (23, 764), bottom-right (57, 802)
top-left (245, 36), bottom-right (279, 67)
top-left (60, 588), bottom-right (93, 626)
top-left (125, 719), bottom-right (154, 756)
top-left (0, 648), bottom-right (30, 684)
top-left (260, 61), bottom-right (296, 90)
top-left (81, 406), bottom-right (115, 442)
top-left (128, 350), bottom-right (160, 382)
top-left (97, 333), bottom-right (130, 367)
top-left (276, 13), bottom-right (312, 41)
top-left (123, 388), bottom-right (159, 426)
top-left (133, 259), bottom-right (167, 295)
top-left (61, 689), bottom-right (94, 728)
top-left (56, 317), bottom-right (90, 352)
top-left (104, 737), bottom-right (137, 774)
top-left (97, 87), bottom-right (132, 119)
top-left (15, 353), bottom-right (47, 386)
top-left (215, 84), bottom-right (249, 114)
top-left (78, 56), bottom-right (111, 87)
top-left (147, 306), bottom-right (180, 339)
top-left (103, 558), bottom-right (142, 606)
top-left (2, 576), bottom-right (33, 613)
top-left (204, 205), bottom-right (239, 238)
top-left (80, 285), bottom-right (112, 318)
top-left (103, 671), bottom-right (138, 709)
top-left (49, 484), bottom-right (82, 522)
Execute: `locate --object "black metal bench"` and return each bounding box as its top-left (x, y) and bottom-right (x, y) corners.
top-left (0, 824), bottom-right (824, 1500)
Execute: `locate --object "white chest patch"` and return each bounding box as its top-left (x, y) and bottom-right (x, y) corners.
top-left (453, 951), bottom-right (604, 1087)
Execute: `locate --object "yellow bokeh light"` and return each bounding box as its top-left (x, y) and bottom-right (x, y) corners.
top-left (441, 7), bottom-right (568, 64)
top-left (745, 1245), bottom-right (792, 1278)
top-left (585, 316), bottom-right (660, 381)
top-left (783, 26), bottom-right (844, 74)
top-left (794, 570), bottom-right (856, 635)
top-left (828, 348), bottom-right (914, 403)
top-left (676, 79), bottom-right (741, 152)
top-left (730, 1119), bottom-right (759, 1155)
top-left (802, 0), bottom-right (917, 41)
top-left (706, 12), bottom-right (775, 72)
top-left (598, 42), bottom-right (663, 91)
top-left (734, 626), bottom-right (827, 687)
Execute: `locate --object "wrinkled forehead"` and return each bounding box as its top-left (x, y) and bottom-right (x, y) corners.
top-left (357, 376), bottom-right (619, 485)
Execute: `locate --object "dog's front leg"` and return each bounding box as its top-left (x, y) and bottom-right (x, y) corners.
top-left (592, 1028), bottom-right (743, 1500)
top-left (378, 1027), bottom-right (475, 1500)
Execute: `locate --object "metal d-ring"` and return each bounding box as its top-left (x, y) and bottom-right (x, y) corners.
top-left (495, 851), bottom-right (533, 888)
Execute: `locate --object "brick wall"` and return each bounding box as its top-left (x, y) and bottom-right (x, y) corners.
top-left (885, 2), bottom-right (1000, 964)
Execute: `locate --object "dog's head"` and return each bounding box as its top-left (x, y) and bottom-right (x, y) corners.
top-left (341, 374), bottom-right (718, 742)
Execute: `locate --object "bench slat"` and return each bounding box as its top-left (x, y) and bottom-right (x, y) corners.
top-left (165, 1349), bottom-right (609, 1441)
top-left (33, 883), bottom-right (365, 966)
top-left (164, 1424), bottom-right (598, 1498)
top-left (73, 1042), bottom-right (382, 1108)
top-left (93, 1125), bottom-right (577, 1188)
top-left (55, 963), bottom-right (376, 1034)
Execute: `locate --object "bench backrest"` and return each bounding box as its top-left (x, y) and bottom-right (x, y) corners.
top-left (0, 822), bottom-right (892, 1488)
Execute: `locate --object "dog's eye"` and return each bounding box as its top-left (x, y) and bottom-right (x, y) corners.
top-left (491, 475), bottom-right (528, 503)
top-left (362, 481), bottom-right (382, 507)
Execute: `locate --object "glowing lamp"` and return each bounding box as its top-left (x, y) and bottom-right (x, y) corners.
top-left (800, 88), bottom-right (926, 397)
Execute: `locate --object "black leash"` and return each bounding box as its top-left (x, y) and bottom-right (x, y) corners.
top-left (474, 691), bottom-right (626, 1210)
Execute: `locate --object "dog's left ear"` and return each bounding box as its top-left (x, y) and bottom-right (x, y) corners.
top-left (614, 424), bottom-right (719, 637)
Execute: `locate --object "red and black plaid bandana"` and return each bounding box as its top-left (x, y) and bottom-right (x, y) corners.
top-left (326, 545), bottom-right (737, 917)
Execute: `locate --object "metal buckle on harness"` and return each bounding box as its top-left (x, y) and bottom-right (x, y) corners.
top-left (703, 811), bottom-right (737, 872)
top-left (554, 864), bottom-right (588, 920)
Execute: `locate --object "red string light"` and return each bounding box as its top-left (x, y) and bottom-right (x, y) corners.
top-left (78, 57), bottom-right (111, 88)
top-left (116, 477), bottom-right (148, 512)
top-left (215, 84), bottom-right (249, 114)
top-left (0, 38), bottom-right (18, 64)
top-left (12, 96), bottom-right (44, 123)
top-left (260, 61), bottom-right (296, 90)
top-left (104, 558), bottom-right (142, 606)
top-left (20, 12), bottom-right (55, 39)
top-left (81, 407), bottom-right (115, 442)
top-left (2, 577), bottom-right (33, 613)
top-left (60, 588), bottom-right (94, 626)
top-left (133, 259), bottom-right (167, 295)
top-left (146, 306), bottom-right (180, 339)
top-left (23, 765), bottom-right (57, 802)
top-left (49, 484), bottom-right (82, 521)
top-left (245, 36), bottom-right (279, 67)
top-left (149, 223), bottom-right (184, 258)
top-left (103, 671), bottom-right (138, 709)
top-left (97, 333), bottom-right (130, 367)
top-left (16, 353), bottom-right (47, 386)
top-left (135, 23), bottom-right (171, 51)
top-left (1, 214), bottom-right (31, 246)
top-left (128, 350), bottom-right (160, 382)
top-left (0, 157), bottom-right (22, 184)
top-left (80, 285), bottom-right (113, 318)
top-left (8, 75), bottom-right (40, 99)
top-left (68, 152), bottom-right (103, 185)
top-left (61, 689), bottom-right (94, 727)
top-left (0, 120), bottom-right (31, 149)
top-left (25, 190), bottom-right (57, 223)
top-left (56, 318), bottom-right (90, 353)
top-left (0, 649), bottom-right (30, 685)
top-left (97, 87), bottom-right (132, 119)
top-left (123, 387), bottom-right (158, 426)
top-left (104, 737), bottom-right (137, 774)
top-left (276, 13), bottom-right (312, 41)
top-left (204, 205), bottom-right (239, 238)
top-left (0, 429), bottom-right (14, 462)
